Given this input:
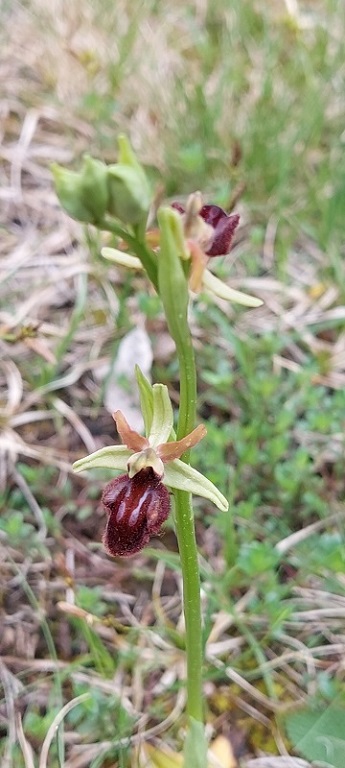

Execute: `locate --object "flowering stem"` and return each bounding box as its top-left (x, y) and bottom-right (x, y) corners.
top-left (171, 305), bottom-right (202, 723)
top-left (157, 208), bottom-right (204, 729)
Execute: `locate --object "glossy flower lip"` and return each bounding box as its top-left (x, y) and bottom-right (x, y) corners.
top-left (101, 468), bottom-right (170, 557)
top-left (171, 201), bottom-right (240, 257)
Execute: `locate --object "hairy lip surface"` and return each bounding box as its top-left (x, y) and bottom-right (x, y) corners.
top-left (102, 468), bottom-right (170, 557)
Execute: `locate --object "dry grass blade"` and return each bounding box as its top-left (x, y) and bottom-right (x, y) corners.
top-left (52, 396), bottom-right (97, 453)
top-left (1, 360), bottom-right (23, 414)
top-left (0, 660), bottom-right (24, 768)
top-left (64, 689), bottom-right (186, 768)
top-left (38, 693), bottom-right (90, 768)
top-left (10, 463), bottom-right (48, 539)
top-left (276, 508), bottom-right (345, 554)
top-left (246, 760), bottom-right (311, 768)
top-left (15, 712), bottom-right (36, 768)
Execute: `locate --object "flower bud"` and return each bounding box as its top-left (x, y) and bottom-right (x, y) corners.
top-left (52, 163), bottom-right (91, 223)
top-left (52, 155), bottom-right (108, 225)
top-left (107, 163), bottom-right (151, 225)
top-left (78, 154), bottom-right (109, 224)
top-left (102, 468), bottom-right (170, 557)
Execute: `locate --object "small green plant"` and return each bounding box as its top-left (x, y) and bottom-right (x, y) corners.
top-left (53, 135), bottom-right (262, 766)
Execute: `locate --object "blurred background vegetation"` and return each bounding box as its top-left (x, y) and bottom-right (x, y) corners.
top-left (1, 1), bottom-right (345, 766)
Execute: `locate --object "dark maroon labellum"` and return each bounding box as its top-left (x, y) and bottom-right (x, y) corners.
top-left (101, 468), bottom-right (170, 557)
top-left (172, 201), bottom-right (240, 257)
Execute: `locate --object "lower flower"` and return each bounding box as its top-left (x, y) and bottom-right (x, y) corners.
top-left (73, 381), bottom-right (229, 558)
top-left (102, 468), bottom-right (170, 556)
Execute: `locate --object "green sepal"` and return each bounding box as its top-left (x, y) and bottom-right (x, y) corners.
top-left (117, 134), bottom-right (145, 176)
top-left (102, 247), bottom-right (142, 270)
top-left (135, 365), bottom-right (154, 437)
top-left (202, 269), bottom-right (263, 307)
top-left (72, 446), bottom-right (131, 473)
top-left (165, 460), bottom-right (228, 512)
top-left (148, 384), bottom-right (174, 447)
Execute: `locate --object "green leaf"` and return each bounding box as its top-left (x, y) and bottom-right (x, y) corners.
top-left (135, 365), bottom-right (154, 436)
top-left (183, 717), bottom-right (208, 768)
top-left (72, 446), bottom-right (131, 473)
top-left (165, 460), bottom-right (228, 512)
top-left (284, 703), bottom-right (345, 768)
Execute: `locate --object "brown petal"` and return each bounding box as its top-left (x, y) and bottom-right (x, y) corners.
top-left (113, 410), bottom-right (149, 451)
top-left (188, 241), bottom-right (209, 293)
top-left (157, 424), bottom-right (206, 462)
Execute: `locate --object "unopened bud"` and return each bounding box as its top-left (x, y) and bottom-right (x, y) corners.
top-left (52, 155), bottom-right (108, 225)
top-left (107, 163), bottom-right (151, 225)
top-left (52, 163), bottom-right (91, 223)
top-left (106, 135), bottom-right (151, 225)
top-left (79, 155), bottom-right (109, 224)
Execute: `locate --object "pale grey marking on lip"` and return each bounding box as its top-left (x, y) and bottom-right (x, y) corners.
top-left (128, 488), bottom-right (151, 527)
top-left (116, 499), bottom-right (126, 522)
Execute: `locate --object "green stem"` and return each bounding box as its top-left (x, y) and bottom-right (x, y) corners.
top-left (174, 494), bottom-right (203, 724)
top-left (173, 318), bottom-right (203, 722)
top-left (100, 216), bottom-right (158, 289)
top-left (157, 208), bottom-right (204, 725)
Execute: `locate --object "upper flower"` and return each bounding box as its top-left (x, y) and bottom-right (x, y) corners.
top-left (102, 192), bottom-right (263, 308)
top-left (73, 374), bottom-right (228, 557)
top-left (169, 193), bottom-right (240, 292)
top-left (171, 199), bottom-right (240, 257)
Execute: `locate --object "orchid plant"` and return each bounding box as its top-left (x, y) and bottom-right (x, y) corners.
top-left (53, 136), bottom-right (262, 767)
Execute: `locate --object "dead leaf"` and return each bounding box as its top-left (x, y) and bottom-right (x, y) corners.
top-left (209, 735), bottom-right (237, 768)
